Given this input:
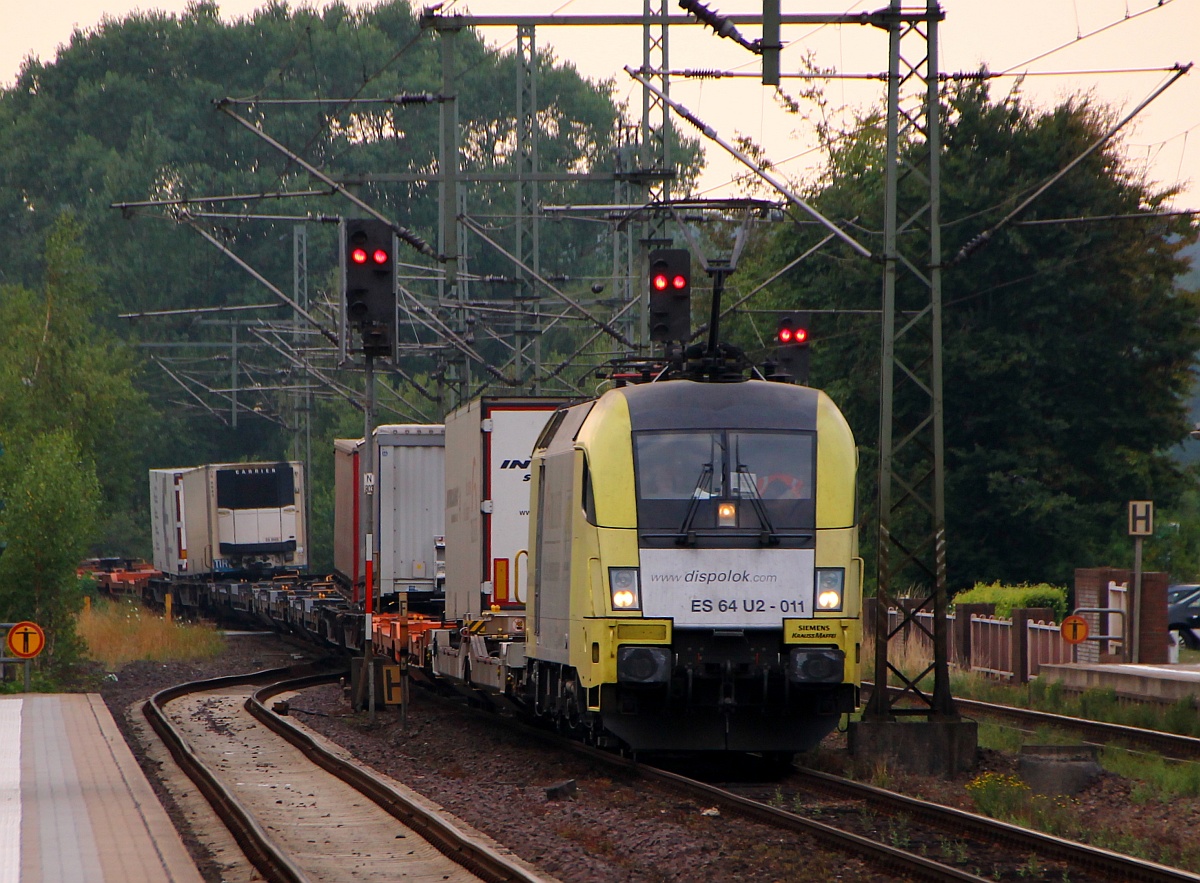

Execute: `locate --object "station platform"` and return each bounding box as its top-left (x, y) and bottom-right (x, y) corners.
top-left (0, 694), bottom-right (202, 883)
top-left (1039, 662), bottom-right (1200, 704)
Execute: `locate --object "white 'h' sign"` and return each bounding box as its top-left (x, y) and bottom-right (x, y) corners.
top-left (1128, 500), bottom-right (1154, 537)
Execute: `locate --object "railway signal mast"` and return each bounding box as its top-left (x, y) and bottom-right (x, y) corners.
top-left (341, 218), bottom-right (400, 721)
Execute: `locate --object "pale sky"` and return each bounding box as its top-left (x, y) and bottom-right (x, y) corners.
top-left (2, 0), bottom-right (1198, 210)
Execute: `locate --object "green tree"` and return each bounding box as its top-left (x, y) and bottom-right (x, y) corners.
top-left (0, 430), bottom-right (101, 666)
top-left (0, 1), bottom-right (701, 558)
top-left (0, 214), bottom-right (151, 556)
top-left (739, 79), bottom-right (1200, 589)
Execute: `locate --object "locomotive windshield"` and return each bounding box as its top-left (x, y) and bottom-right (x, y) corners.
top-left (633, 430), bottom-right (815, 547)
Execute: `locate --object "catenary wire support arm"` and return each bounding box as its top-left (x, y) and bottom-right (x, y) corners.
top-left (151, 357), bottom-right (230, 425)
top-left (371, 371), bottom-right (437, 422)
top-left (382, 361), bottom-right (442, 407)
top-left (246, 327), bottom-right (369, 413)
top-left (625, 66), bottom-right (872, 259)
top-left (215, 99), bottom-right (440, 261)
top-left (394, 282), bottom-right (515, 386)
top-left (459, 215), bottom-right (638, 349)
top-left (952, 62), bottom-right (1193, 265)
top-left (184, 220), bottom-right (340, 347)
top-left (112, 189), bottom-right (334, 213)
top-left (538, 297), bottom-right (640, 385)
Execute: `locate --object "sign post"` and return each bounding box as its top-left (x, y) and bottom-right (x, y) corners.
top-left (3, 621), bottom-right (46, 692)
top-left (1060, 613), bottom-right (1090, 665)
top-left (1128, 501), bottom-right (1153, 664)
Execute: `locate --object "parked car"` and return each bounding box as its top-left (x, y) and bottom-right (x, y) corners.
top-left (1168, 584), bottom-right (1200, 650)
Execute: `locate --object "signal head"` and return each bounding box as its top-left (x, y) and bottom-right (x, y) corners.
top-left (771, 311), bottom-right (811, 384)
top-left (647, 247), bottom-right (692, 343)
top-left (343, 218), bottom-right (397, 356)
top-left (776, 314), bottom-right (808, 346)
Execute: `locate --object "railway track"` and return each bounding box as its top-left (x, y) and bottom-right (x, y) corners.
top-left (134, 651), bottom-right (1200, 882)
top-left (865, 682), bottom-right (1200, 760)
top-left (951, 695), bottom-right (1200, 760)
top-left (407, 688), bottom-right (1200, 883)
top-left (142, 665), bottom-right (553, 883)
top-left (778, 765), bottom-right (1200, 883)
top-left (634, 753), bottom-right (1200, 882)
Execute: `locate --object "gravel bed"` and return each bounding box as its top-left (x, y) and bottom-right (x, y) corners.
top-left (98, 632), bottom-right (1200, 881)
top-left (99, 634), bottom-right (895, 882)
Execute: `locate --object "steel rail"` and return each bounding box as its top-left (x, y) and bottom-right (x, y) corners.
top-left (422, 692), bottom-right (987, 883)
top-left (865, 682), bottom-right (1200, 760)
top-left (146, 664), bottom-right (548, 883)
top-left (790, 766), bottom-right (1200, 883)
top-left (143, 666), bottom-right (323, 883)
top-left (426, 687), bottom-right (1200, 882)
top-left (625, 755), bottom-right (990, 882)
top-left (951, 695), bottom-right (1200, 761)
top-left (247, 679), bottom-right (548, 883)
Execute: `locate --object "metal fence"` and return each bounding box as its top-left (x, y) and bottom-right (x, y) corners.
top-left (969, 615), bottom-right (1013, 678)
top-left (872, 604), bottom-right (1074, 683)
top-left (1027, 619), bottom-right (1074, 677)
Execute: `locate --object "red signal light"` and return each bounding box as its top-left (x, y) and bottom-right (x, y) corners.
top-left (372, 248), bottom-right (389, 265)
top-left (351, 247), bottom-right (368, 265)
top-left (777, 321), bottom-right (808, 345)
top-left (671, 274), bottom-right (686, 290)
top-left (652, 273), bottom-right (669, 291)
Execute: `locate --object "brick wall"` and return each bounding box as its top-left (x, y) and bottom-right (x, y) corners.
top-left (1074, 567), bottom-right (1168, 664)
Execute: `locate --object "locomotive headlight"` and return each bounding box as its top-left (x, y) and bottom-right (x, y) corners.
top-left (788, 647), bottom-right (845, 683)
top-left (717, 501), bottom-right (737, 527)
top-left (815, 567), bottom-right (845, 611)
top-left (609, 567), bottom-right (641, 610)
top-left (617, 646), bottom-right (671, 683)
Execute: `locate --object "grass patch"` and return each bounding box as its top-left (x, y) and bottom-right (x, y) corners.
top-left (864, 636), bottom-right (1200, 869)
top-left (1100, 747), bottom-right (1200, 799)
top-left (965, 772), bottom-right (1078, 838)
top-left (77, 598), bottom-right (225, 670)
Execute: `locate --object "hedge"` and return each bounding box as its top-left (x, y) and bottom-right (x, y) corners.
top-left (950, 582), bottom-right (1068, 623)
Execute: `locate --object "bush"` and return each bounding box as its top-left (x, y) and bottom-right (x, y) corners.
top-left (951, 581), bottom-right (1068, 622)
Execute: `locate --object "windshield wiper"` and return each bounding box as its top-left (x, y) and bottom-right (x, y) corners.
top-left (736, 463), bottom-right (780, 546)
top-left (675, 463), bottom-right (713, 546)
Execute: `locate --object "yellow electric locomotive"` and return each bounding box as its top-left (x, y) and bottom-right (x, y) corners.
top-left (523, 377), bottom-right (861, 753)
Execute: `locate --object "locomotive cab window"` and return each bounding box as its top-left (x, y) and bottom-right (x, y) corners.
top-left (581, 455), bottom-right (598, 525)
top-left (633, 430), bottom-right (814, 546)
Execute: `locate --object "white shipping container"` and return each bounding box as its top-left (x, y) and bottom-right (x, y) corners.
top-left (149, 461), bottom-right (307, 576)
top-left (333, 426), bottom-right (445, 598)
top-left (376, 425), bottom-right (445, 596)
top-left (149, 467), bottom-right (192, 574)
top-left (444, 398), bottom-right (566, 621)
